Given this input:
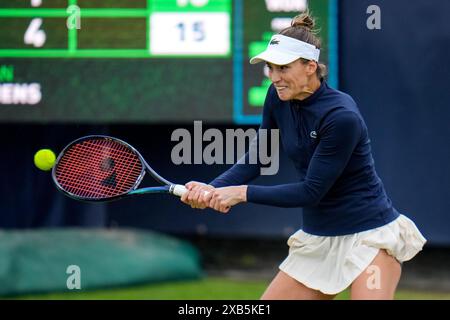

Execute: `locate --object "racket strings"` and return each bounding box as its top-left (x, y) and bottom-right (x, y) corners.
top-left (65, 141), bottom-right (140, 197)
top-left (56, 141), bottom-right (140, 198)
top-left (54, 139), bottom-right (143, 199)
top-left (56, 143), bottom-right (134, 198)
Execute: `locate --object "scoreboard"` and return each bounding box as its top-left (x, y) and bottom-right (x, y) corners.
top-left (0, 0), bottom-right (337, 124)
top-left (0, 0), bottom-right (231, 57)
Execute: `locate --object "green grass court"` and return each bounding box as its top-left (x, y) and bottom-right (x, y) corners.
top-left (8, 277), bottom-right (450, 300)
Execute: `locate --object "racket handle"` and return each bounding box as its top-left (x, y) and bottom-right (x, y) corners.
top-left (170, 184), bottom-right (211, 198)
top-left (170, 184), bottom-right (188, 197)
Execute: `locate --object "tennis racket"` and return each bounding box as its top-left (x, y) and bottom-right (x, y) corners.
top-left (52, 135), bottom-right (187, 202)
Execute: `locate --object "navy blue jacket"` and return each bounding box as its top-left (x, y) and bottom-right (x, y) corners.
top-left (210, 81), bottom-right (399, 236)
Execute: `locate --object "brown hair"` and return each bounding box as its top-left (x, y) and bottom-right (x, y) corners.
top-left (280, 11), bottom-right (327, 79)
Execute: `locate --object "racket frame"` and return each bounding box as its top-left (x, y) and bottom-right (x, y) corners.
top-left (52, 135), bottom-right (184, 202)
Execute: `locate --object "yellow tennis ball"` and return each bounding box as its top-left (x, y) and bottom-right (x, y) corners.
top-left (34, 149), bottom-right (56, 171)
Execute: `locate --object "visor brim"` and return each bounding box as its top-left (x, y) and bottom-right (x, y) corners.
top-left (249, 49), bottom-right (300, 65)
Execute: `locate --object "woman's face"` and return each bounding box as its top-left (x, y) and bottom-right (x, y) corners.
top-left (267, 59), bottom-right (317, 101)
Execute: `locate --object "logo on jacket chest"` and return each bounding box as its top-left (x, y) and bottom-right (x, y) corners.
top-left (309, 131), bottom-right (317, 139)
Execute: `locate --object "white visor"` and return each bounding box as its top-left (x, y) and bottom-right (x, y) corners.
top-left (250, 34), bottom-right (320, 65)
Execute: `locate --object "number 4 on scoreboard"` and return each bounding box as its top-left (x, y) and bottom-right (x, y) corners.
top-left (24, 18), bottom-right (46, 48)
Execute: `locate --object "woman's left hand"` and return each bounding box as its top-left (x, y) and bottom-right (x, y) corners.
top-left (209, 186), bottom-right (248, 214)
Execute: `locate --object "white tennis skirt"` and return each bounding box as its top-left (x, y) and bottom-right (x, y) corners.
top-left (278, 214), bottom-right (426, 295)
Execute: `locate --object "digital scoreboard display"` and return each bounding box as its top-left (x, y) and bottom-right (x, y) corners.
top-left (0, 0), bottom-right (337, 124)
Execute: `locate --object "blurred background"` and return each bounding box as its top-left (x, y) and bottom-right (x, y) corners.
top-left (0, 0), bottom-right (449, 299)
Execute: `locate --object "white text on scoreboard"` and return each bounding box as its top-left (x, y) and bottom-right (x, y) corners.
top-left (150, 13), bottom-right (230, 56)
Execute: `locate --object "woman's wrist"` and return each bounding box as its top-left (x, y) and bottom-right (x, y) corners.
top-left (240, 185), bottom-right (248, 202)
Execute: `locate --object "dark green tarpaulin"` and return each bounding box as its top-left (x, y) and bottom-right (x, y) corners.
top-left (0, 228), bottom-right (203, 296)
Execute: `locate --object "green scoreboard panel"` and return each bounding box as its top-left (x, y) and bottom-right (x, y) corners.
top-left (0, 0), bottom-right (337, 124)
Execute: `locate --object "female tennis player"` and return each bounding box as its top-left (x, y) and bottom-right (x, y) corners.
top-left (180, 12), bottom-right (426, 300)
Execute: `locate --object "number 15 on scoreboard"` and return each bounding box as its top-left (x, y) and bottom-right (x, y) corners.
top-left (150, 12), bottom-right (230, 56)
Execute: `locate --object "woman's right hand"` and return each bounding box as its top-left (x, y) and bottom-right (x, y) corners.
top-left (180, 181), bottom-right (215, 209)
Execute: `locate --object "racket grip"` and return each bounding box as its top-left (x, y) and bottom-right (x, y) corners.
top-left (170, 184), bottom-right (188, 197)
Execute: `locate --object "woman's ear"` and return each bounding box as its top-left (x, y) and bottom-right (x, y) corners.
top-left (306, 60), bottom-right (318, 76)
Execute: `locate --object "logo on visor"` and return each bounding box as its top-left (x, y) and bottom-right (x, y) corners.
top-left (270, 38), bottom-right (280, 45)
